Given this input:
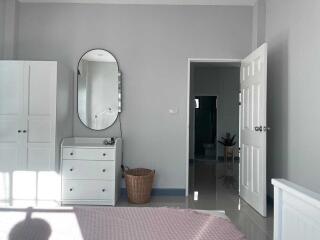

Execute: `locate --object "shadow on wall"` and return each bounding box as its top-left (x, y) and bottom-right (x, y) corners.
top-left (9, 207), bottom-right (51, 240)
top-left (267, 31), bottom-right (290, 197)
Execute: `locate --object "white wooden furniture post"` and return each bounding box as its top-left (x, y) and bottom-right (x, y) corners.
top-left (272, 179), bottom-right (320, 240)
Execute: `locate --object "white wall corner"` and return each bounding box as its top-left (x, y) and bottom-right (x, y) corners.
top-left (252, 0), bottom-right (258, 50)
top-left (252, 0), bottom-right (266, 51)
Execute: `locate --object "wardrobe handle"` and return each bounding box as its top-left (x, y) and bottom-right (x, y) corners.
top-left (102, 188), bottom-right (106, 192)
top-left (18, 130), bottom-right (22, 133)
top-left (103, 153), bottom-right (106, 156)
top-left (23, 130), bottom-right (27, 133)
top-left (102, 169), bottom-right (106, 172)
top-left (69, 188), bottom-right (73, 192)
top-left (69, 168), bottom-right (74, 172)
top-left (70, 152), bottom-right (74, 156)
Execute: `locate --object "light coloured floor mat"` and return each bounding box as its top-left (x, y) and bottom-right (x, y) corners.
top-left (0, 207), bottom-right (245, 240)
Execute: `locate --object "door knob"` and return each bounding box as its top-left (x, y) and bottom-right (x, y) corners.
top-left (254, 126), bottom-right (263, 132)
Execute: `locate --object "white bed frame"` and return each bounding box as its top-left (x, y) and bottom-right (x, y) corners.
top-left (272, 179), bottom-right (320, 240)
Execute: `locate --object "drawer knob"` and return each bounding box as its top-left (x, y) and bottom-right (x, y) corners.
top-left (69, 188), bottom-right (73, 192)
top-left (102, 189), bottom-right (106, 192)
top-left (102, 169), bottom-right (106, 172)
top-left (69, 168), bottom-right (74, 172)
top-left (70, 152), bottom-right (74, 156)
top-left (103, 153), bottom-right (106, 156)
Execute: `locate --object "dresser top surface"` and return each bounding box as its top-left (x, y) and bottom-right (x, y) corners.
top-left (61, 137), bottom-right (120, 149)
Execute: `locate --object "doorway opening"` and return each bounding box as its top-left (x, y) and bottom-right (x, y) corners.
top-left (187, 60), bottom-right (241, 204)
top-left (194, 96), bottom-right (217, 161)
top-left (186, 45), bottom-right (268, 216)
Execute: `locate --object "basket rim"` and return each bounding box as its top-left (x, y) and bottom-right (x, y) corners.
top-left (125, 168), bottom-right (155, 176)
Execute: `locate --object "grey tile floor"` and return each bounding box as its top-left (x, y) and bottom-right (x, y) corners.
top-left (118, 160), bottom-right (273, 240)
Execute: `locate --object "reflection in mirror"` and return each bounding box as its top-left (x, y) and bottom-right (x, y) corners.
top-left (77, 49), bottom-right (121, 130)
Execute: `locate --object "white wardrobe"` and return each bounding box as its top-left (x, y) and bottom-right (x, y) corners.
top-left (0, 61), bottom-right (73, 201)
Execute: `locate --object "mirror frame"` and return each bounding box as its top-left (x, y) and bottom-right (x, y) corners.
top-left (76, 48), bottom-right (122, 131)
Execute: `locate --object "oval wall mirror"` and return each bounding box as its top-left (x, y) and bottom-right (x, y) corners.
top-left (77, 49), bottom-right (121, 130)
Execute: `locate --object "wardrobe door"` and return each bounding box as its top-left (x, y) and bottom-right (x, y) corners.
top-left (0, 61), bottom-right (27, 171)
top-left (26, 62), bottom-right (57, 171)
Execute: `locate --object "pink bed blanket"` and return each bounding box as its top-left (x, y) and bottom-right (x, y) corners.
top-left (74, 207), bottom-right (246, 240)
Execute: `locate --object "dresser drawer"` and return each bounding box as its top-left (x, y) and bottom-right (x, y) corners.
top-left (62, 180), bottom-right (114, 200)
top-left (62, 160), bottom-right (115, 180)
top-left (62, 147), bottom-right (115, 160)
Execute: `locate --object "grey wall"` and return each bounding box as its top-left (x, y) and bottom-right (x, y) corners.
top-left (266, 0), bottom-right (320, 195)
top-left (0, 0), bottom-right (4, 58)
top-left (15, 3), bottom-right (253, 189)
top-left (190, 66), bottom-right (239, 158)
top-left (252, 0), bottom-right (266, 50)
top-left (1, 0), bottom-right (18, 59)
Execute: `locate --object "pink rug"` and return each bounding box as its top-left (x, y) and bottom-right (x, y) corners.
top-left (0, 207), bottom-right (246, 240)
top-left (74, 207), bottom-right (246, 240)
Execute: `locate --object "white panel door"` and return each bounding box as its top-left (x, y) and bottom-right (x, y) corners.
top-left (240, 43), bottom-right (268, 216)
top-left (26, 62), bottom-right (57, 171)
top-left (0, 61), bottom-right (27, 171)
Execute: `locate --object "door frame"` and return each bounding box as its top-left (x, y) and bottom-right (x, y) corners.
top-left (186, 58), bottom-right (241, 196)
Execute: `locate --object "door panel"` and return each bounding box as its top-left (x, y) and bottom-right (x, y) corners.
top-left (252, 146), bottom-right (260, 193)
top-left (0, 145), bottom-right (19, 170)
top-left (28, 117), bottom-right (52, 143)
top-left (0, 118), bottom-right (19, 142)
top-left (28, 65), bottom-right (52, 115)
top-left (0, 62), bottom-right (27, 171)
top-left (240, 43), bottom-right (268, 216)
top-left (26, 62), bottom-right (57, 171)
top-left (241, 144), bottom-right (249, 189)
top-left (27, 144), bottom-right (51, 170)
top-left (242, 88), bottom-right (250, 130)
top-left (252, 85), bottom-right (261, 129)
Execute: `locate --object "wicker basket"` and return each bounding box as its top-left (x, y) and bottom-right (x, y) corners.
top-left (125, 168), bottom-right (155, 204)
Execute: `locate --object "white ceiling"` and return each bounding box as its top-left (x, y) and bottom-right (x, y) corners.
top-left (18, 0), bottom-right (257, 6)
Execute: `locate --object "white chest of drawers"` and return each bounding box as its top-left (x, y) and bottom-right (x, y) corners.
top-left (60, 137), bottom-right (122, 206)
